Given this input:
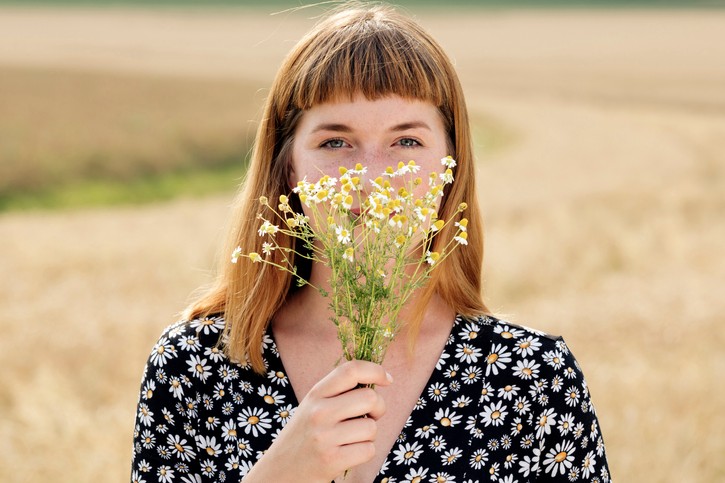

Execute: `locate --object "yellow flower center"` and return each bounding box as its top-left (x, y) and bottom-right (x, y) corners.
top-left (555, 451), bottom-right (568, 463)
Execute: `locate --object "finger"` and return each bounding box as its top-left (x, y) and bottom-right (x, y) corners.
top-left (311, 360), bottom-right (393, 399)
top-left (326, 386), bottom-right (386, 421)
top-left (366, 389), bottom-right (387, 421)
top-left (333, 416), bottom-right (378, 446)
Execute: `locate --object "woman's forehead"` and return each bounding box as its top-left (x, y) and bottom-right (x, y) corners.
top-left (296, 94), bottom-right (444, 131)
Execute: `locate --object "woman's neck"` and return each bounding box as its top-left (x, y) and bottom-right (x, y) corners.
top-left (273, 278), bottom-right (455, 352)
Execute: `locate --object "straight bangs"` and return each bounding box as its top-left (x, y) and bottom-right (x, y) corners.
top-left (285, 10), bottom-right (452, 118)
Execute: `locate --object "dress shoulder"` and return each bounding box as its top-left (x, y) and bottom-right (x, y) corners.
top-left (459, 313), bottom-right (564, 349)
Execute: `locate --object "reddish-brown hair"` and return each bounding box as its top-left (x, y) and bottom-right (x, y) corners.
top-left (185, 4), bottom-right (489, 373)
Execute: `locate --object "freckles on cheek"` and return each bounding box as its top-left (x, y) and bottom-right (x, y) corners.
top-left (295, 159), bottom-right (349, 182)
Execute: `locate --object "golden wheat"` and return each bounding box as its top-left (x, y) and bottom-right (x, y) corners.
top-left (1, 7), bottom-right (724, 483)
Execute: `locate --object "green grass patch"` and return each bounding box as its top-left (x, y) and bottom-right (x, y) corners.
top-left (0, 161), bottom-right (246, 212)
top-left (0, 66), bottom-right (260, 212)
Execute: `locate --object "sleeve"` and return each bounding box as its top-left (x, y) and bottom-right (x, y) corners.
top-left (130, 322), bottom-right (204, 483)
top-left (530, 336), bottom-right (613, 483)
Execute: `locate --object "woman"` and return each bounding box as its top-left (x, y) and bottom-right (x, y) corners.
top-left (131, 4), bottom-right (612, 483)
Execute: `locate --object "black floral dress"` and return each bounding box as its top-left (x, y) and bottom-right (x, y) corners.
top-left (131, 315), bottom-right (612, 483)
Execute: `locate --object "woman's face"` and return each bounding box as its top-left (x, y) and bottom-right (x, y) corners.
top-left (290, 94), bottom-right (451, 202)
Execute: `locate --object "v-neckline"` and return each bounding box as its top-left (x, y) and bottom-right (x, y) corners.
top-left (265, 316), bottom-right (461, 482)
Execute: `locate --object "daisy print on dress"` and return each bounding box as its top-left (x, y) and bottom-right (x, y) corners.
top-left (131, 315), bottom-right (612, 482)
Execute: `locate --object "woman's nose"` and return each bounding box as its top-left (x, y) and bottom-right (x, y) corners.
top-left (357, 147), bottom-right (394, 179)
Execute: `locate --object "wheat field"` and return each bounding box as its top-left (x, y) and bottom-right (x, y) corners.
top-left (0, 6), bottom-right (724, 482)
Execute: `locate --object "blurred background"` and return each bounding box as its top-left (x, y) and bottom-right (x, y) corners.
top-left (1, 1), bottom-right (724, 481)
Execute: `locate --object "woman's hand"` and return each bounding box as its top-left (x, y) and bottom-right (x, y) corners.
top-left (242, 360), bottom-right (393, 483)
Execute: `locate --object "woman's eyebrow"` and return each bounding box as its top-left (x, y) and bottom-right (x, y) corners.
top-left (311, 123), bottom-right (353, 133)
top-left (311, 121), bottom-right (431, 134)
top-left (390, 121), bottom-right (431, 132)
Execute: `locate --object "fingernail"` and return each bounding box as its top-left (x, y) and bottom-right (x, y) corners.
top-left (386, 371), bottom-right (394, 383)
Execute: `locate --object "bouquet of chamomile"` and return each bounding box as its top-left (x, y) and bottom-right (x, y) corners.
top-left (232, 156), bottom-right (468, 364)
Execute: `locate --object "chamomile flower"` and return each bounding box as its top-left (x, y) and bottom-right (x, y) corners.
top-left (454, 232), bottom-right (468, 245)
top-left (441, 155), bottom-right (457, 169)
top-left (440, 168), bottom-right (454, 184)
top-left (334, 225), bottom-right (351, 244)
top-left (426, 251), bottom-right (441, 265)
top-left (261, 242), bottom-right (274, 256)
top-left (257, 220), bottom-right (279, 237)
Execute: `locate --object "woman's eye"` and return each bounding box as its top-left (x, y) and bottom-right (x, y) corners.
top-left (397, 138), bottom-right (421, 147)
top-left (322, 139), bottom-right (347, 149)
